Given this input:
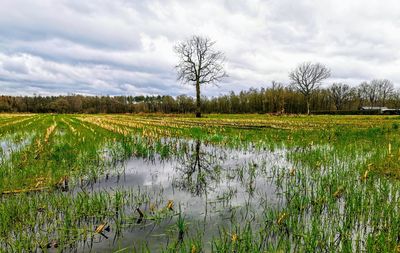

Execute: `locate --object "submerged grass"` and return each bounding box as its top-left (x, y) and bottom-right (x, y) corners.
top-left (0, 114), bottom-right (400, 252)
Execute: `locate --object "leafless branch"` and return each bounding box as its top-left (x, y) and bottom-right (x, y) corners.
top-left (175, 35), bottom-right (227, 86)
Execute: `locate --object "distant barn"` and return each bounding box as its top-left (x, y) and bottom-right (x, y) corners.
top-left (360, 106), bottom-right (400, 115)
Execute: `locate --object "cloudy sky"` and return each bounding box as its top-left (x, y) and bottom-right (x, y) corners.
top-left (0, 0), bottom-right (399, 97)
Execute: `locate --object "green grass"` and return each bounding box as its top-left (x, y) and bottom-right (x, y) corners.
top-left (1, 113), bottom-right (400, 252)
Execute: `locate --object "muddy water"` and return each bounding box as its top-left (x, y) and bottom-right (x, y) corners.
top-left (78, 140), bottom-right (291, 252)
top-left (0, 134), bottom-right (34, 162)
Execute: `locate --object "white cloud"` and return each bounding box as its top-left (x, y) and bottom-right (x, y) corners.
top-left (0, 0), bottom-right (399, 96)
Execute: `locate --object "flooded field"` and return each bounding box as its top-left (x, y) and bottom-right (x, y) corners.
top-left (1, 114), bottom-right (400, 252)
top-left (84, 140), bottom-right (288, 252)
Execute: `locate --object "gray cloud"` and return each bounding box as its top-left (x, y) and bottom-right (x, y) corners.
top-left (0, 0), bottom-right (399, 96)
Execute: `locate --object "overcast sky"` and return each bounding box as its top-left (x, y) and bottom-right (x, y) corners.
top-left (0, 0), bottom-right (399, 97)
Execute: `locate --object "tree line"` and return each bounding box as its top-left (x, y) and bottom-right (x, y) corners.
top-left (0, 79), bottom-right (399, 114)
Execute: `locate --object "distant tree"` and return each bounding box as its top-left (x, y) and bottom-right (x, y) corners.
top-left (49, 98), bottom-right (70, 113)
top-left (371, 79), bottom-right (394, 107)
top-left (161, 95), bottom-right (176, 113)
top-left (68, 95), bottom-right (83, 113)
top-left (0, 96), bottom-right (11, 112)
top-left (359, 81), bottom-right (379, 107)
top-left (2, 79), bottom-right (400, 114)
top-left (271, 81), bottom-right (286, 113)
top-left (176, 95), bottom-right (195, 113)
top-left (289, 62), bottom-right (331, 115)
top-left (328, 83), bottom-right (351, 110)
top-left (392, 89), bottom-right (400, 109)
top-left (175, 35), bottom-right (227, 117)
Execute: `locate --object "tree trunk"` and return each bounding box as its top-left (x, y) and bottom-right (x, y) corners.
top-left (306, 97), bottom-right (311, 115)
top-left (336, 101), bottom-right (341, 111)
top-left (195, 81), bottom-right (201, 118)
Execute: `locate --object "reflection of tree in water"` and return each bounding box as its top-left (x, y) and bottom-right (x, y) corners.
top-left (173, 139), bottom-right (222, 196)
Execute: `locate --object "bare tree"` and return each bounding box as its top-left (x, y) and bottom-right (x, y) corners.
top-left (359, 81), bottom-right (379, 107)
top-left (371, 79), bottom-right (394, 107)
top-left (173, 139), bottom-right (219, 196)
top-left (175, 35), bottom-right (227, 117)
top-left (393, 89), bottom-right (400, 109)
top-left (289, 62), bottom-right (331, 114)
top-left (328, 83), bottom-right (351, 110)
top-left (271, 81), bottom-right (286, 113)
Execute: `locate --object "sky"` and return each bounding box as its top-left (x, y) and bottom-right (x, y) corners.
top-left (0, 0), bottom-right (399, 97)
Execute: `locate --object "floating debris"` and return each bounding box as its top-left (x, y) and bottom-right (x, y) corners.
top-left (231, 233), bottom-right (238, 243)
top-left (277, 212), bottom-right (288, 225)
top-left (167, 200), bottom-right (174, 211)
top-left (333, 187), bottom-right (344, 199)
top-left (136, 208), bottom-right (144, 224)
top-left (95, 222), bottom-right (110, 234)
top-left (1, 186), bottom-right (48, 195)
top-left (46, 240), bottom-right (58, 249)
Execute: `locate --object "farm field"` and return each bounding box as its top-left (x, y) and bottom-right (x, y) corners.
top-left (1, 113), bottom-right (400, 252)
